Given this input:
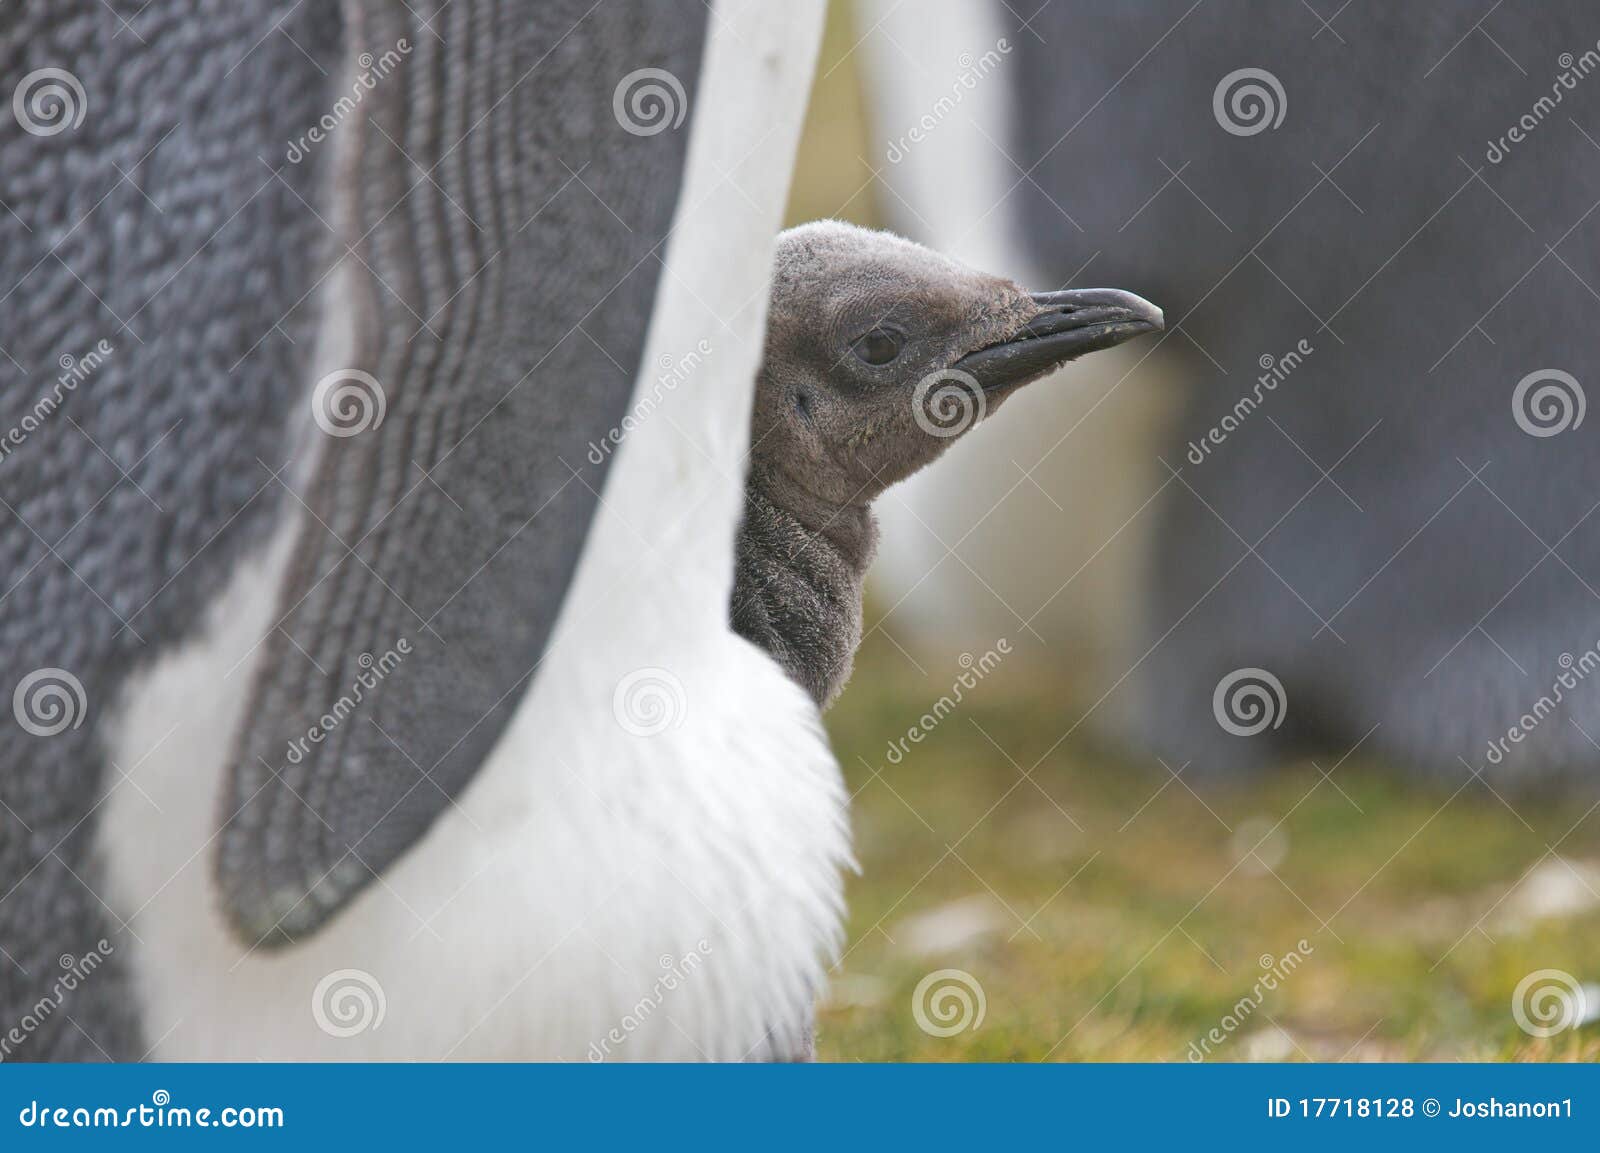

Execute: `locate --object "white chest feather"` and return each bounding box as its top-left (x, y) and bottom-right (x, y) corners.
top-left (100, 513), bottom-right (849, 1060)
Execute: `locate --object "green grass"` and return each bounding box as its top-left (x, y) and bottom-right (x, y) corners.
top-left (815, 627), bottom-right (1600, 1062)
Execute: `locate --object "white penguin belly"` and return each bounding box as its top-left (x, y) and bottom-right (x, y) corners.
top-left (98, 515), bottom-right (850, 1060)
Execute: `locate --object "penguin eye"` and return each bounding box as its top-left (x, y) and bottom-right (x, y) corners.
top-left (850, 328), bottom-right (902, 366)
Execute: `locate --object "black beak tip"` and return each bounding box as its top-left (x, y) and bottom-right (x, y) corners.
top-left (1029, 288), bottom-right (1164, 333)
top-left (952, 286), bottom-right (1165, 392)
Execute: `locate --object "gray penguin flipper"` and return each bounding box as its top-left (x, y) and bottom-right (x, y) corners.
top-left (212, 1), bottom-right (708, 945)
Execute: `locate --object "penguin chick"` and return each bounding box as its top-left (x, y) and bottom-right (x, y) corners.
top-left (732, 221), bottom-right (1163, 707)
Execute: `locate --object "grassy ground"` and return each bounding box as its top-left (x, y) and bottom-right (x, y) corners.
top-left (815, 625), bottom-right (1600, 1062)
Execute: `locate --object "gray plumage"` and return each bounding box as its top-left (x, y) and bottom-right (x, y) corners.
top-left (1008, 2), bottom-right (1600, 786)
top-left (214, 0), bottom-right (705, 947)
top-left (733, 474), bottom-right (877, 708)
top-left (732, 222), bottom-right (1161, 706)
top-left (1, 0), bottom-right (705, 1058)
top-left (0, 0), bottom-right (339, 1062)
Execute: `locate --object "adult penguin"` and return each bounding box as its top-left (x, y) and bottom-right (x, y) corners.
top-left (1005, 2), bottom-right (1600, 784)
top-left (860, 1), bottom-right (1600, 788)
top-left (2, 0), bottom-right (835, 1061)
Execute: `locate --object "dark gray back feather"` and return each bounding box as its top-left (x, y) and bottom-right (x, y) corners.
top-left (0, 0), bottom-right (339, 1059)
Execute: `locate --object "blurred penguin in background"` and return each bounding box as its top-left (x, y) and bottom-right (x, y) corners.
top-left (858, 0), bottom-right (1600, 788)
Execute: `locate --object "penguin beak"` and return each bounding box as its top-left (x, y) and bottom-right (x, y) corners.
top-left (954, 289), bottom-right (1164, 392)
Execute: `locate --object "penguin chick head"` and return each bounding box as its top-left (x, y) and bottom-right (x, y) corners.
top-left (751, 220), bottom-right (1163, 507)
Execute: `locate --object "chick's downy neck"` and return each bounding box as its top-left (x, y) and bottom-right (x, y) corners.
top-left (730, 461), bottom-right (879, 708)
